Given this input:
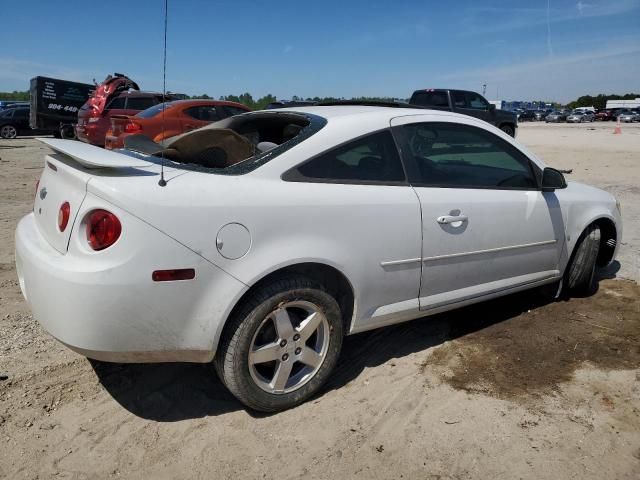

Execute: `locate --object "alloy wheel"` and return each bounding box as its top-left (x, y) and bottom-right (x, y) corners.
top-left (1, 125), bottom-right (17, 139)
top-left (248, 300), bottom-right (330, 394)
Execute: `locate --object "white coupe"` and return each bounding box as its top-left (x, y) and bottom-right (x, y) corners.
top-left (15, 105), bottom-right (621, 411)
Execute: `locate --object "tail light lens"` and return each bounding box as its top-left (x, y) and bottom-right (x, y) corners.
top-left (124, 121), bottom-right (142, 133)
top-left (86, 209), bottom-right (121, 251)
top-left (58, 202), bottom-right (70, 232)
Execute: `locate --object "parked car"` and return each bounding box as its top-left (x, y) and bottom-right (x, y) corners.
top-left (0, 101), bottom-right (29, 111)
top-left (517, 110), bottom-right (537, 122)
top-left (611, 108), bottom-right (630, 120)
top-left (594, 109), bottom-right (613, 121)
top-left (77, 90), bottom-right (176, 147)
top-left (105, 100), bottom-right (250, 149)
top-left (0, 107), bottom-right (52, 138)
top-left (265, 100), bottom-right (318, 109)
top-left (617, 110), bottom-right (640, 123)
top-left (566, 112), bottom-right (595, 123)
top-left (545, 111), bottom-right (567, 122)
top-left (534, 110), bottom-right (551, 121)
top-left (409, 89), bottom-right (518, 137)
top-left (16, 106), bottom-right (621, 412)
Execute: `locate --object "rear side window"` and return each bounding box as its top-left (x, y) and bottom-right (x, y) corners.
top-left (452, 91), bottom-right (466, 108)
top-left (126, 97), bottom-right (157, 111)
top-left (223, 106), bottom-right (248, 116)
top-left (136, 101), bottom-right (177, 118)
top-left (401, 122), bottom-right (536, 189)
top-left (411, 91), bottom-right (449, 107)
top-left (287, 130), bottom-right (406, 184)
top-left (184, 106), bottom-right (221, 121)
top-left (106, 97), bottom-right (126, 109)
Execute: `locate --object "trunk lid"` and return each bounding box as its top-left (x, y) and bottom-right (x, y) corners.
top-left (34, 154), bottom-right (92, 254)
top-left (34, 138), bottom-right (157, 254)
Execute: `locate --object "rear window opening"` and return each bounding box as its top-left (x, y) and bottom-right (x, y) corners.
top-left (122, 111), bottom-right (326, 174)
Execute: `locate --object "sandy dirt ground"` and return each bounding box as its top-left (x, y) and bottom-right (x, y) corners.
top-left (0, 122), bottom-right (639, 479)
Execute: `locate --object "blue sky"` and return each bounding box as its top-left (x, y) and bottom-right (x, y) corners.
top-left (1, 0), bottom-right (639, 102)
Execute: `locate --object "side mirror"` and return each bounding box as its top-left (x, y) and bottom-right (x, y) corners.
top-left (541, 167), bottom-right (567, 192)
top-left (488, 104), bottom-right (496, 111)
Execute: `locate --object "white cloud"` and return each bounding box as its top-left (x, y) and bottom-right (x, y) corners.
top-left (436, 37), bottom-right (640, 102)
top-left (461, 0), bottom-right (640, 36)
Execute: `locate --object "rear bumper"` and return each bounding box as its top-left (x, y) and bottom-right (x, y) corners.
top-left (15, 208), bottom-right (247, 363)
top-left (75, 123), bottom-right (104, 146)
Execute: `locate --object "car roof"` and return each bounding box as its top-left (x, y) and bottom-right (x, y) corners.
top-left (167, 99), bottom-right (248, 108)
top-left (267, 105), bottom-right (458, 120)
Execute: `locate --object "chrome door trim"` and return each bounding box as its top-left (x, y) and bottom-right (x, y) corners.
top-left (380, 257), bottom-right (421, 267)
top-left (381, 239), bottom-right (557, 267)
top-left (422, 239), bottom-right (557, 263)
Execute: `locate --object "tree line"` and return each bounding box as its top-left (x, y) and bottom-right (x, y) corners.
top-left (191, 93), bottom-right (401, 110)
top-left (566, 93), bottom-right (639, 110)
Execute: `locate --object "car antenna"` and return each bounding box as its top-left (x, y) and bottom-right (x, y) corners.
top-left (158, 0), bottom-right (169, 187)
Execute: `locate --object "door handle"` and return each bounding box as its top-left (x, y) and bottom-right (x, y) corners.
top-left (437, 214), bottom-right (468, 224)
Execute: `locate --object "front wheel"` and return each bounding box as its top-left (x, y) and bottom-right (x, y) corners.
top-left (0, 124), bottom-right (18, 139)
top-left (215, 275), bottom-right (343, 412)
top-left (500, 124), bottom-right (515, 137)
top-left (565, 224), bottom-right (601, 295)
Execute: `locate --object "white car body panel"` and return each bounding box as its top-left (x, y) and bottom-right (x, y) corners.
top-left (15, 106), bottom-right (622, 362)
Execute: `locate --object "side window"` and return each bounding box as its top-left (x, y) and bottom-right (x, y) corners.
top-left (106, 97), bottom-right (126, 110)
top-left (402, 122), bottom-right (536, 189)
top-left (465, 92), bottom-right (489, 110)
top-left (288, 130), bottom-right (406, 183)
top-left (411, 91), bottom-right (449, 107)
top-left (126, 97), bottom-right (156, 111)
top-left (185, 106), bottom-right (221, 121)
top-left (452, 91), bottom-right (466, 108)
top-left (223, 106), bottom-right (247, 116)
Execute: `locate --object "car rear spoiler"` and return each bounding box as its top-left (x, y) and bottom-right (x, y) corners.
top-left (39, 138), bottom-right (153, 169)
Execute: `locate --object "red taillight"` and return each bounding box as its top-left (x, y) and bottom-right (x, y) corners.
top-left (124, 121), bottom-right (142, 133)
top-left (86, 209), bottom-right (121, 251)
top-left (152, 269), bottom-right (196, 282)
top-left (58, 202), bottom-right (70, 232)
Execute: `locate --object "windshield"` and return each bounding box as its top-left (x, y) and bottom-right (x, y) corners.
top-left (135, 101), bottom-right (178, 118)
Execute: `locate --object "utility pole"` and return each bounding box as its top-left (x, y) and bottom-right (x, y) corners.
top-left (482, 84), bottom-right (487, 97)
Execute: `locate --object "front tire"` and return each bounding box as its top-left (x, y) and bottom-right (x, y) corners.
top-left (565, 224), bottom-right (601, 295)
top-left (0, 124), bottom-right (18, 139)
top-left (215, 275), bottom-right (343, 412)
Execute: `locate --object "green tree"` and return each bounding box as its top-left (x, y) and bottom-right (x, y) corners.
top-left (0, 90), bottom-right (29, 101)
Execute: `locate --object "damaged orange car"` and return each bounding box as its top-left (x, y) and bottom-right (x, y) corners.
top-left (105, 100), bottom-right (250, 149)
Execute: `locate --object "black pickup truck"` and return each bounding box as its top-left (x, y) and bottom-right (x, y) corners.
top-left (409, 89), bottom-right (517, 137)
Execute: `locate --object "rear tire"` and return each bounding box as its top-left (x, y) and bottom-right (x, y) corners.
top-left (215, 275), bottom-right (343, 412)
top-left (0, 124), bottom-right (18, 139)
top-left (500, 124), bottom-right (515, 137)
top-left (565, 224), bottom-right (601, 295)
